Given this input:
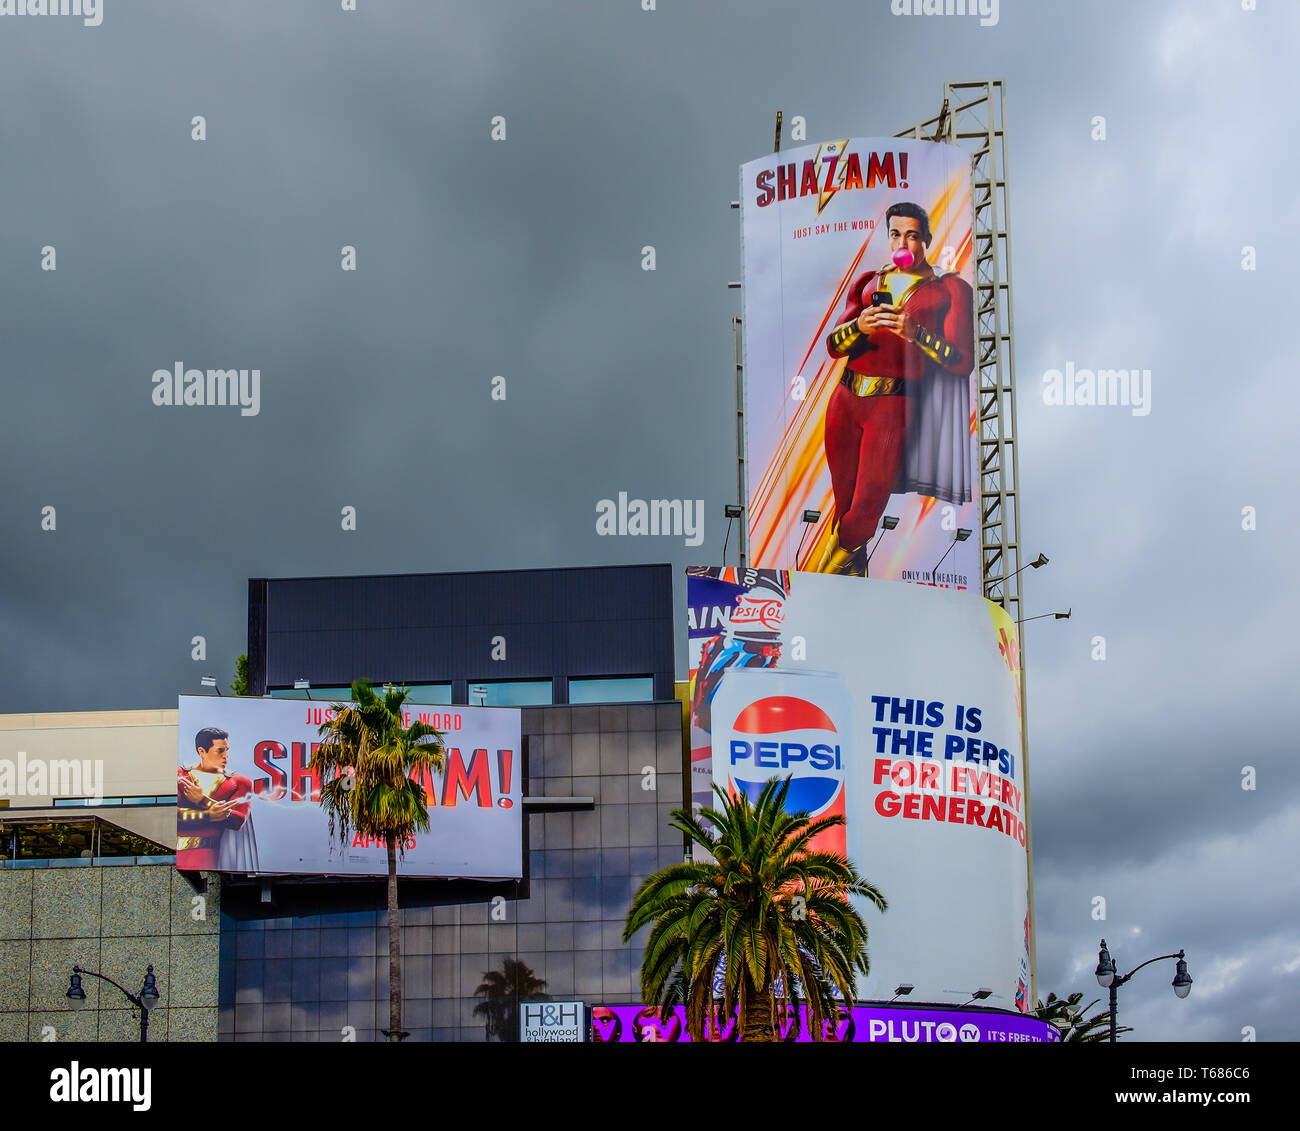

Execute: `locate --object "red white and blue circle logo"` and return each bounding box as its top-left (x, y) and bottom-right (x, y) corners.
top-left (725, 695), bottom-right (845, 816)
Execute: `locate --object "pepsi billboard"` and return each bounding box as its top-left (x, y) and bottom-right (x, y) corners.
top-left (687, 567), bottom-right (1032, 1012)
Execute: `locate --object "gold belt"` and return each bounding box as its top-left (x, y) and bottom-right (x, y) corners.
top-left (840, 373), bottom-right (903, 398)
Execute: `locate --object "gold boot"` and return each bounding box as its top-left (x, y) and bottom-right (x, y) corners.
top-left (846, 542), bottom-right (871, 578)
top-left (816, 528), bottom-right (861, 575)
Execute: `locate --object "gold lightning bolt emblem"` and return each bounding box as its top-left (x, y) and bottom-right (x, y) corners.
top-left (816, 138), bottom-right (851, 215)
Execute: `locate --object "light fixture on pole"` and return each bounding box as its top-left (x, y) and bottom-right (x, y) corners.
top-left (962, 988), bottom-right (994, 1005)
top-left (294, 679), bottom-right (312, 699)
top-left (986, 552), bottom-right (1049, 595)
top-left (890, 983), bottom-right (914, 1002)
top-left (930, 528), bottom-right (971, 582)
top-left (200, 676), bottom-right (222, 696)
top-left (1017, 609), bottom-right (1071, 625)
top-left (722, 504), bottom-right (743, 564)
top-left (796, 509), bottom-right (821, 564)
top-left (67, 964), bottom-right (161, 1043)
top-left (1094, 938), bottom-right (1192, 1042)
top-left (864, 515), bottom-right (900, 578)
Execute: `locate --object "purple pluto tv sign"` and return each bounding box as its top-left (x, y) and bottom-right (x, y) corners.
top-left (591, 1004), bottom-right (1059, 1043)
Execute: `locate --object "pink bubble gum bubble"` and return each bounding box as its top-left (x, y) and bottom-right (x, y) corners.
top-left (892, 249), bottom-right (915, 268)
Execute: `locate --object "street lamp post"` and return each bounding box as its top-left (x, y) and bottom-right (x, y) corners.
top-left (67, 964), bottom-right (161, 1043)
top-left (1094, 939), bottom-right (1192, 1043)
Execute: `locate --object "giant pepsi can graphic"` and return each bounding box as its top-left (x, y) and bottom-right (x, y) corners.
top-left (710, 668), bottom-right (853, 857)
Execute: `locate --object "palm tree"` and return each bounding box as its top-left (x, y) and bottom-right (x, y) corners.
top-left (1034, 990), bottom-right (1132, 1042)
top-left (473, 958), bottom-right (549, 1042)
top-left (309, 679), bottom-right (445, 1041)
top-left (624, 777), bottom-right (886, 1043)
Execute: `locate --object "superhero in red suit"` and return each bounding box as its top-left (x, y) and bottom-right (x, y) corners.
top-left (176, 727), bottom-right (254, 870)
top-left (819, 202), bottom-right (974, 574)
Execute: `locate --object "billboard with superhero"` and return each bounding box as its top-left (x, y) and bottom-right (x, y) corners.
top-left (741, 139), bottom-right (978, 589)
top-left (175, 694), bottom-right (521, 879)
top-left (686, 567), bottom-right (1031, 1010)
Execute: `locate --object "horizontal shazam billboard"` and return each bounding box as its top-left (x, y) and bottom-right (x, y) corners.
top-left (175, 694), bottom-right (521, 879)
top-left (686, 567), bottom-right (1031, 1011)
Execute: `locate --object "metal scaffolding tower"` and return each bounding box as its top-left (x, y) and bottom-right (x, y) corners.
top-left (895, 80), bottom-right (1024, 624)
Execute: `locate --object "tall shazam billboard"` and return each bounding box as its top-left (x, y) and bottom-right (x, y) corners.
top-left (740, 139), bottom-right (979, 590)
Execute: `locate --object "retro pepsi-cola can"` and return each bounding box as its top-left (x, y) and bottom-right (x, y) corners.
top-left (710, 668), bottom-right (854, 857)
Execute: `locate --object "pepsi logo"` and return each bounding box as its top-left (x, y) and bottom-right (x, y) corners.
top-left (730, 595), bottom-right (785, 630)
top-left (726, 695), bottom-right (845, 816)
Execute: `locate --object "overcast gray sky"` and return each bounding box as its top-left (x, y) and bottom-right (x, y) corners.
top-left (3, 0), bottom-right (1297, 1042)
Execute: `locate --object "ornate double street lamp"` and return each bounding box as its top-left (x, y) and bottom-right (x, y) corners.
top-left (66, 964), bottom-right (161, 1043)
top-left (1095, 939), bottom-right (1192, 1043)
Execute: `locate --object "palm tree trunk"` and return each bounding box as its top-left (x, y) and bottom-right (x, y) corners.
top-left (387, 835), bottom-right (401, 1041)
top-left (740, 975), bottom-right (776, 1043)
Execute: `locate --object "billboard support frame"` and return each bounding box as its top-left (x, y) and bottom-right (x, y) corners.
top-left (896, 80), bottom-right (1035, 1009)
top-left (734, 313), bottom-right (747, 569)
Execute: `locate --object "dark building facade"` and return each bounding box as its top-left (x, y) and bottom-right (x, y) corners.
top-left (219, 702), bottom-right (685, 1042)
top-left (246, 563), bottom-right (676, 706)
top-left (220, 564), bottom-right (686, 1042)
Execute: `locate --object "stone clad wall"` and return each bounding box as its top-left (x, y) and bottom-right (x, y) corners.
top-left (0, 863), bottom-right (219, 1042)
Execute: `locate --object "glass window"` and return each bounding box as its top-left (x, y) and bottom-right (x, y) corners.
top-left (568, 676), bottom-right (653, 704)
top-left (468, 680), bottom-right (552, 707)
top-left (402, 684), bottom-right (453, 705)
top-left (53, 796), bottom-right (172, 808)
top-left (268, 686), bottom-right (352, 700)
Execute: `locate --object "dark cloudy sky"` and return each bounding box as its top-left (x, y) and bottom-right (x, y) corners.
top-left (3, 0), bottom-right (1297, 1041)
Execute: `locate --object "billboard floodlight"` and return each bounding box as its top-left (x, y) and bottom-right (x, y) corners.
top-left (796, 510), bottom-right (821, 563)
top-left (723, 505), bottom-right (744, 564)
top-left (932, 530), bottom-right (971, 579)
top-left (865, 516), bottom-right (902, 579)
